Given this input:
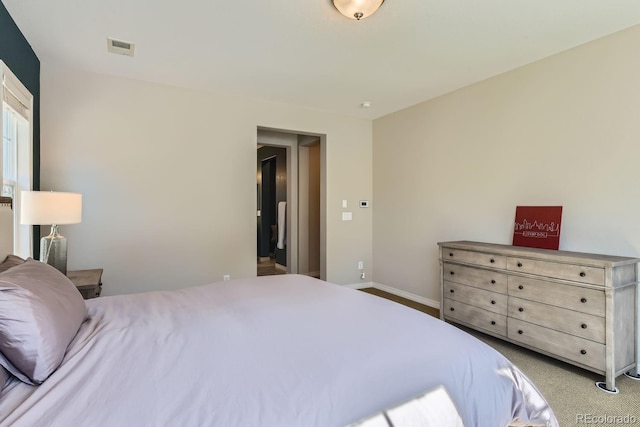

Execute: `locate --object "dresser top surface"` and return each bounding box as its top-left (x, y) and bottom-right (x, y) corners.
top-left (438, 241), bottom-right (640, 267)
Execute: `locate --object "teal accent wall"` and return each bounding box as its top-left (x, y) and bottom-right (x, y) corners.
top-left (1, 2), bottom-right (41, 253)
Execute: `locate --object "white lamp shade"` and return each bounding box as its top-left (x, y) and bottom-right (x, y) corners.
top-left (20, 191), bottom-right (82, 225)
top-left (333, 0), bottom-right (384, 20)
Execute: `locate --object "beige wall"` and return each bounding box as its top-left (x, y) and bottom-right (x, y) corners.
top-left (40, 64), bottom-right (372, 296)
top-left (373, 24), bottom-right (640, 305)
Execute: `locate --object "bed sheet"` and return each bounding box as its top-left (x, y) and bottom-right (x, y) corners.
top-left (0, 274), bottom-right (557, 426)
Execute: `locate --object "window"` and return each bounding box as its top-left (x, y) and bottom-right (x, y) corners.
top-left (1, 61), bottom-right (33, 258)
top-left (2, 108), bottom-right (18, 199)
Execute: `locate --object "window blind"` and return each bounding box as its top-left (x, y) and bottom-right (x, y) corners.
top-left (2, 87), bottom-right (29, 120)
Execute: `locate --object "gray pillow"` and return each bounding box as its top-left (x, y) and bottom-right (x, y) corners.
top-left (0, 259), bottom-right (87, 384)
top-left (0, 254), bottom-right (25, 273)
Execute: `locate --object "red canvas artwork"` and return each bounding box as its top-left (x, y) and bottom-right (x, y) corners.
top-left (512, 206), bottom-right (563, 250)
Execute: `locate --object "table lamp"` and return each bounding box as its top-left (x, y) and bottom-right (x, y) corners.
top-left (20, 191), bottom-right (82, 274)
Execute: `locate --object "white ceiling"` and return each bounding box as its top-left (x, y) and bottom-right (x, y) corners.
top-left (4, 0), bottom-right (640, 119)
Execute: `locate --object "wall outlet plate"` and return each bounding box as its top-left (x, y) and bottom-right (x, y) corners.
top-left (359, 200), bottom-right (369, 208)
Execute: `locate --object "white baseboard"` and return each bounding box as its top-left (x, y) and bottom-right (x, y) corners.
top-left (344, 282), bottom-right (374, 290)
top-left (372, 282), bottom-right (441, 310)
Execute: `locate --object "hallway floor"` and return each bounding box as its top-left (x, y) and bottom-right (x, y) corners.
top-left (257, 258), bottom-right (286, 276)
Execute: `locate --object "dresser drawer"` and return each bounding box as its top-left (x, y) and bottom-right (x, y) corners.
top-left (507, 257), bottom-right (604, 285)
top-left (443, 262), bottom-right (507, 294)
top-left (444, 298), bottom-right (507, 337)
top-left (444, 281), bottom-right (507, 315)
top-left (442, 248), bottom-right (507, 269)
top-left (508, 318), bottom-right (605, 371)
top-left (508, 276), bottom-right (605, 317)
top-left (508, 297), bottom-right (605, 343)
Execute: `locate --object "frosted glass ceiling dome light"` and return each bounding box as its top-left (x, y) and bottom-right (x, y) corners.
top-left (333, 0), bottom-right (385, 20)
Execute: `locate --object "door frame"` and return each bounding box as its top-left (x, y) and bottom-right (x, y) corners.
top-left (256, 127), bottom-right (326, 280)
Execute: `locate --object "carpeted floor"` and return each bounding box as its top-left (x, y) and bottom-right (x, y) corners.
top-left (360, 287), bottom-right (640, 427)
top-left (470, 328), bottom-right (640, 426)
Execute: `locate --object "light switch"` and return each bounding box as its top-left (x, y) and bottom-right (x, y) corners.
top-left (342, 212), bottom-right (353, 221)
top-left (342, 200), bottom-right (348, 208)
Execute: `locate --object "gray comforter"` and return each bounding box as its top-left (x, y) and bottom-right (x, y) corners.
top-left (0, 274), bottom-right (557, 426)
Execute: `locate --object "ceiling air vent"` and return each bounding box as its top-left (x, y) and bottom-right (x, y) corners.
top-left (107, 38), bottom-right (135, 57)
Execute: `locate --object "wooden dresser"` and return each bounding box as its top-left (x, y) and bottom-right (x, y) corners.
top-left (438, 240), bottom-right (639, 392)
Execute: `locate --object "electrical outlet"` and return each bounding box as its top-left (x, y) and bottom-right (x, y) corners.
top-left (358, 261), bottom-right (364, 270)
top-left (223, 275), bottom-right (230, 281)
top-left (360, 272), bottom-right (365, 280)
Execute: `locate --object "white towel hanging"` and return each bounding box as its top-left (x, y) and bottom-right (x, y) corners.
top-left (277, 201), bottom-right (286, 250)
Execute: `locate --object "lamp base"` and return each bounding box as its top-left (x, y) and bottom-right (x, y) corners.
top-left (40, 225), bottom-right (68, 274)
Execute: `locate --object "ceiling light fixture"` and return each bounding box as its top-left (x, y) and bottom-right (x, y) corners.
top-left (332, 0), bottom-right (385, 21)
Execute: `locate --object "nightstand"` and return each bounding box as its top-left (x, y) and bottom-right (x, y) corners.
top-left (67, 269), bottom-right (103, 299)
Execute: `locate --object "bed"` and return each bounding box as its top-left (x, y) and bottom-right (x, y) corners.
top-left (0, 212), bottom-right (557, 427)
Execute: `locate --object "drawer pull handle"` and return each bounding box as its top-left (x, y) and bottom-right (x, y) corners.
top-left (517, 262), bottom-right (523, 268)
top-left (580, 272), bottom-right (586, 277)
top-left (491, 321), bottom-right (496, 325)
top-left (450, 289), bottom-right (454, 293)
top-left (580, 349), bottom-right (587, 355)
top-left (491, 300), bottom-right (496, 305)
top-left (581, 297), bottom-right (587, 303)
top-left (450, 307), bottom-right (454, 311)
top-left (518, 307), bottom-right (524, 312)
top-left (581, 323), bottom-right (587, 329)
top-left (450, 271), bottom-right (455, 275)
top-left (518, 330), bottom-right (523, 335)
top-left (491, 279), bottom-right (496, 284)
top-left (490, 258), bottom-right (495, 263)
top-left (518, 285), bottom-right (524, 290)
top-left (449, 252), bottom-right (454, 257)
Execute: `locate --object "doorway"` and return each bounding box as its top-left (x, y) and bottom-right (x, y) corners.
top-left (256, 128), bottom-right (325, 279)
top-left (257, 148), bottom-right (287, 276)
